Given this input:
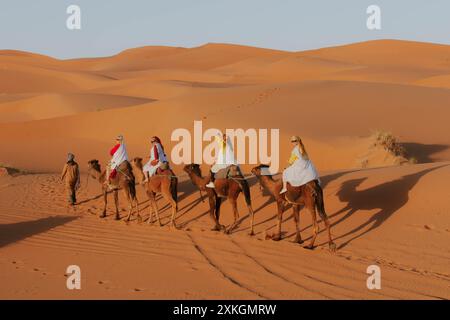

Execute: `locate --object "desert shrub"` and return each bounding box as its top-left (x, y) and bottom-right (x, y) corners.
top-left (0, 164), bottom-right (24, 176)
top-left (371, 130), bottom-right (406, 157)
top-left (409, 156), bottom-right (418, 164)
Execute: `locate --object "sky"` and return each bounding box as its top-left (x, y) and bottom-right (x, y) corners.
top-left (0, 0), bottom-right (449, 59)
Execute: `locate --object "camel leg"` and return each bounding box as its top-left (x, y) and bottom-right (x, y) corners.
top-left (225, 199), bottom-right (239, 234)
top-left (124, 190), bottom-right (134, 222)
top-left (199, 190), bottom-right (205, 203)
top-left (146, 191), bottom-right (154, 224)
top-left (271, 200), bottom-right (284, 241)
top-left (247, 204), bottom-right (255, 236)
top-left (147, 202), bottom-right (154, 224)
top-left (292, 205), bottom-right (303, 244)
top-left (214, 196), bottom-right (225, 231)
top-left (322, 214), bottom-right (336, 252)
top-left (101, 189), bottom-right (107, 218)
top-left (114, 190), bottom-right (120, 220)
top-left (215, 194), bottom-right (222, 222)
top-left (149, 192), bottom-right (162, 226)
top-left (208, 195), bottom-right (221, 231)
top-left (305, 205), bottom-right (319, 250)
top-left (161, 190), bottom-right (178, 228)
top-left (135, 196), bottom-right (142, 223)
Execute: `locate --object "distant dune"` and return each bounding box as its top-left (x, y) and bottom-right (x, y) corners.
top-left (1, 39), bottom-right (449, 172)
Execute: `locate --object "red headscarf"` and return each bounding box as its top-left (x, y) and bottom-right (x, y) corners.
top-left (151, 136), bottom-right (165, 152)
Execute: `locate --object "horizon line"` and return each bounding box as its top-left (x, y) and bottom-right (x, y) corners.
top-left (1, 38), bottom-right (450, 61)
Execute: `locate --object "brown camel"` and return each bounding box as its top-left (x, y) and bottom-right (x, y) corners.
top-left (87, 159), bottom-right (140, 222)
top-left (251, 164), bottom-right (336, 252)
top-left (131, 158), bottom-right (178, 228)
top-left (183, 164), bottom-right (255, 235)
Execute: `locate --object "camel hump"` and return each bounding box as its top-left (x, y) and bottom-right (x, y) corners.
top-left (117, 160), bottom-right (135, 181)
top-left (155, 167), bottom-right (173, 176)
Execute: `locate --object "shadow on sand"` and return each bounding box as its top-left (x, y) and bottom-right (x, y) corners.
top-left (0, 216), bottom-right (78, 248)
top-left (329, 164), bottom-right (448, 249)
top-left (402, 142), bottom-right (449, 163)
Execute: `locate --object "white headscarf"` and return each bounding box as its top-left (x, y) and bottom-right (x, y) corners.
top-left (111, 135), bottom-right (129, 169)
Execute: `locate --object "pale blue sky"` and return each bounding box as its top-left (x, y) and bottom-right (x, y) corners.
top-left (0, 0), bottom-right (449, 59)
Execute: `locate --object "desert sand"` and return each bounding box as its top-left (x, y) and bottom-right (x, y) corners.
top-left (0, 39), bottom-right (449, 299)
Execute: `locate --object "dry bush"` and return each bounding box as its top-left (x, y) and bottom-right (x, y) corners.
top-left (371, 130), bottom-right (407, 157)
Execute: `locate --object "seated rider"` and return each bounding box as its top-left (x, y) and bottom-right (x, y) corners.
top-left (280, 136), bottom-right (320, 194)
top-left (206, 133), bottom-right (239, 188)
top-left (106, 135), bottom-right (129, 187)
top-left (142, 136), bottom-right (168, 183)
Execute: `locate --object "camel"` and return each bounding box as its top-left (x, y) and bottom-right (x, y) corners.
top-left (183, 164), bottom-right (255, 235)
top-left (131, 158), bottom-right (178, 228)
top-left (251, 164), bottom-right (336, 252)
top-left (87, 160), bottom-right (140, 222)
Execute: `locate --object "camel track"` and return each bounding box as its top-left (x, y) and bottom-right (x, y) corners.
top-left (186, 232), bottom-right (268, 299)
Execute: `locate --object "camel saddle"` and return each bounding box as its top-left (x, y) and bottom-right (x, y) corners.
top-left (215, 165), bottom-right (242, 180)
top-left (155, 163), bottom-right (174, 177)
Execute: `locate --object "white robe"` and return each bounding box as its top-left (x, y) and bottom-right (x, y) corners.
top-left (143, 143), bottom-right (168, 176)
top-left (110, 143), bottom-right (129, 170)
top-left (211, 135), bottom-right (238, 173)
top-left (282, 146), bottom-right (320, 187)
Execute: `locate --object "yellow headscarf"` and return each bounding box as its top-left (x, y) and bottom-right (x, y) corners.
top-left (288, 136), bottom-right (309, 164)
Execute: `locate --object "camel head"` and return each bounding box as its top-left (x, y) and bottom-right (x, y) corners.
top-left (183, 163), bottom-right (202, 177)
top-left (251, 164), bottom-right (270, 176)
top-left (132, 157), bottom-right (143, 170)
top-left (87, 159), bottom-right (101, 172)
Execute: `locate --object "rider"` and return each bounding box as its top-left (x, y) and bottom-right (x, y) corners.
top-left (106, 135), bottom-right (129, 187)
top-left (206, 133), bottom-right (238, 188)
top-left (280, 136), bottom-right (320, 194)
top-left (142, 136), bottom-right (168, 183)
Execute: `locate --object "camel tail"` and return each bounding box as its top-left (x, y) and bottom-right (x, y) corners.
top-left (240, 179), bottom-right (252, 206)
top-left (171, 177), bottom-right (178, 203)
top-left (129, 179), bottom-right (137, 200)
top-left (314, 181), bottom-right (327, 220)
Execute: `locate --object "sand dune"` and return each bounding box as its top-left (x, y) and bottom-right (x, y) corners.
top-left (1, 78), bottom-right (449, 172)
top-left (0, 39), bottom-right (449, 299)
top-left (0, 93), bottom-right (154, 123)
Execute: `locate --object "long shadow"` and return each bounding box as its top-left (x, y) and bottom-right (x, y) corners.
top-left (177, 178), bottom-right (204, 202)
top-left (176, 197), bottom-right (205, 221)
top-left (0, 216), bottom-right (78, 248)
top-left (178, 210), bottom-right (210, 229)
top-left (402, 142), bottom-right (449, 163)
top-left (76, 193), bottom-right (104, 205)
top-left (330, 164), bottom-right (448, 249)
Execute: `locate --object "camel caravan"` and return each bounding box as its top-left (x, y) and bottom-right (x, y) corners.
top-left (63, 134), bottom-right (336, 252)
